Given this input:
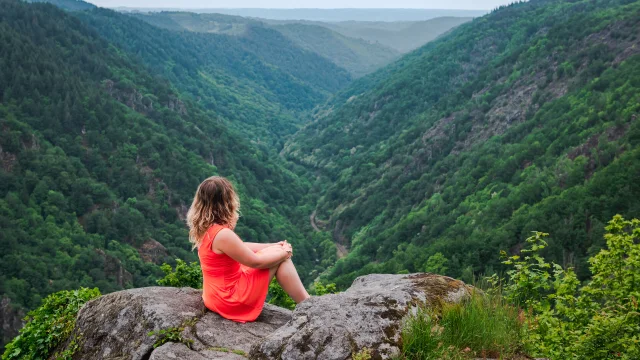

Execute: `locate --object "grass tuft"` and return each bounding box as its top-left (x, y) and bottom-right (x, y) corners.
top-left (400, 292), bottom-right (524, 359)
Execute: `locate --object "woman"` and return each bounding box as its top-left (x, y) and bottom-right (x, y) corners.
top-left (187, 176), bottom-right (310, 322)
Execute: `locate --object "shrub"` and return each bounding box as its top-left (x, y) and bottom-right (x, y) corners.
top-left (2, 288), bottom-right (101, 360)
top-left (157, 259), bottom-right (202, 289)
top-left (267, 279), bottom-right (296, 310)
top-left (499, 215), bottom-right (640, 359)
top-left (268, 279), bottom-right (339, 310)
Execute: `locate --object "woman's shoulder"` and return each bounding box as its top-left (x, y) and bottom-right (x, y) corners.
top-left (206, 223), bottom-right (233, 239)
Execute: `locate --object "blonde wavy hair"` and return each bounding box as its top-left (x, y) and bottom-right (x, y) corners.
top-left (186, 176), bottom-right (240, 249)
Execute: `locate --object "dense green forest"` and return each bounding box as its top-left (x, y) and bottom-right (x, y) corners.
top-left (284, 0), bottom-right (640, 288)
top-left (0, 0), bottom-right (340, 349)
top-left (75, 8), bottom-right (352, 147)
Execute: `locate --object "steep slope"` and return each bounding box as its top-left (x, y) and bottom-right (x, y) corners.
top-left (0, 0), bottom-right (332, 347)
top-left (284, 0), bottom-right (640, 287)
top-left (76, 9), bottom-right (352, 146)
top-left (131, 11), bottom-right (400, 78)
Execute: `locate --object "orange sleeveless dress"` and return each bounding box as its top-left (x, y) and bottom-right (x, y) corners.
top-left (198, 224), bottom-right (271, 322)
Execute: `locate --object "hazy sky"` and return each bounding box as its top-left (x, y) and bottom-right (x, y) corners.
top-left (88, 0), bottom-right (514, 10)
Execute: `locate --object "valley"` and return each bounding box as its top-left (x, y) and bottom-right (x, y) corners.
top-left (1, 0), bottom-right (640, 357)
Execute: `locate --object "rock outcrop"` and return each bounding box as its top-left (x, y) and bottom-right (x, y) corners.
top-left (251, 273), bottom-right (473, 360)
top-left (1, 297), bottom-right (25, 352)
top-left (60, 287), bottom-right (290, 360)
top-left (59, 273), bottom-right (473, 359)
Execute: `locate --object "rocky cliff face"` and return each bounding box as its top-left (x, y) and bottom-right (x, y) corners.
top-left (0, 297), bottom-right (24, 353)
top-left (57, 273), bottom-right (473, 359)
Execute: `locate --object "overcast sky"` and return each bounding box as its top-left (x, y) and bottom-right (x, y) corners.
top-left (88, 0), bottom-right (514, 10)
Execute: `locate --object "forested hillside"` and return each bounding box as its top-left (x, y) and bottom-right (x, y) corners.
top-left (76, 9), bottom-right (352, 146)
top-left (284, 0), bottom-right (640, 288)
top-left (0, 0), bottom-right (340, 348)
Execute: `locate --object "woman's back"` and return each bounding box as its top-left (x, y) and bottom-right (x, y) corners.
top-left (198, 224), bottom-right (270, 322)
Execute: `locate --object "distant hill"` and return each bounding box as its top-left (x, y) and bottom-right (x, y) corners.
top-left (128, 11), bottom-right (471, 77)
top-left (265, 17), bottom-right (476, 53)
top-left (132, 12), bottom-right (401, 77)
top-left (132, 11), bottom-right (252, 35)
top-left (321, 17), bottom-right (476, 52)
top-left (273, 23), bottom-right (400, 77)
top-left (25, 0), bottom-right (94, 11)
top-left (117, 7), bottom-right (488, 22)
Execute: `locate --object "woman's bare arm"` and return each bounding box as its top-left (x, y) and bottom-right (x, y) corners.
top-left (244, 242), bottom-right (282, 253)
top-left (213, 229), bottom-right (291, 269)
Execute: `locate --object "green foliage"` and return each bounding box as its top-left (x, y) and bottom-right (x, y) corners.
top-left (148, 318), bottom-right (197, 349)
top-left (208, 347), bottom-right (247, 357)
top-left (157, 260), bottom-right (203, 289)
top-left (401, 292), bottom-right (523, 359)
top-left (267, 279), bottom-right (296, 310)
top-left (2, 288), bottom-right (100, 360)
top-left (312, 281), bottom-right (338, 296)
top-left (424, 252), bottom-right (449, 275)
top-left (352, 347), bottom-right (372, 360)
top-left (496, 232), bottom-right (553, 307)
top-left (499, 215), bottom-right (640, 359)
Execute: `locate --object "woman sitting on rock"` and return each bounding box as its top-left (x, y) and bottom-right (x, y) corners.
top-left (187, 176), bottom-right (310, 322)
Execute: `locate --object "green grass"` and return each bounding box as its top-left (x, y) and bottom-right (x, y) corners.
top-left (400, 293), bottom-right (524, 359)
top-left (208, 347), bottom-right (247, 357)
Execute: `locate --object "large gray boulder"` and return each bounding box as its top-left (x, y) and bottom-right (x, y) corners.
top-left (59, 287), bottom-right (291, 360)
top-left (250, 273), bottom-right (474, 360)
top-left (58, 273), bottom-right (473, 360)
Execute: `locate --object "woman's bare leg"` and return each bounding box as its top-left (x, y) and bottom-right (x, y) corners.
top-left (259, 246), bottom-right (309, 303)
top-left (267, 259), bottom-right (310, 304)
top-left (276, 259), bottom-right (310, 303)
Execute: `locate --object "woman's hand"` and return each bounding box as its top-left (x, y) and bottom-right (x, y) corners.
top-left (279, 240), bottom-right (293, 258)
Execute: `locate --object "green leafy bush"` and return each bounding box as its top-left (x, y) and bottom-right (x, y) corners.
top-left (157, 259), bottom-right (203, 289)
top-left (2, 288), bottom-right (101, 360)
top-left (267, 279), bottom-right (296, 310)
top-left (312, 281), bottom-right (339, 296)
top-left (268, 279), bottom-right (339, 310)
top-left (499, 215), bottom-right (640, 359)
